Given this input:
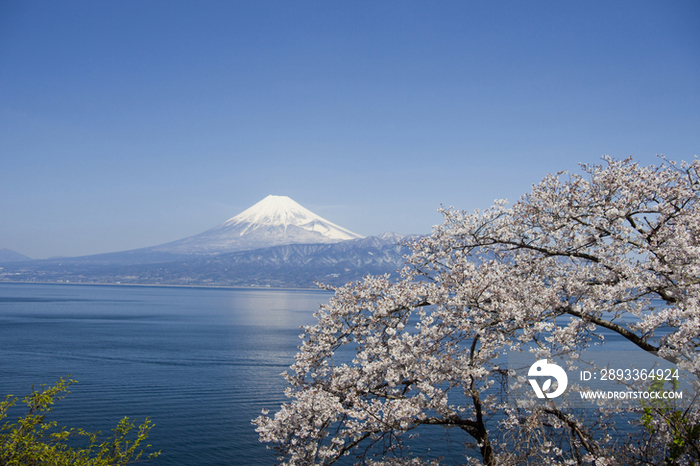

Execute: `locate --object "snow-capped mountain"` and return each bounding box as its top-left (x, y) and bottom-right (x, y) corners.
top-left (149, 195), bottom-right (364, 254)
top-left (0, 196), bottom-right (420, 287)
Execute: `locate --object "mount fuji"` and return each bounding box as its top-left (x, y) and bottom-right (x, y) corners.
top-left (1, 196), bottom-right (417, 287)
top-left (149, 195), bottom-right (363, 255)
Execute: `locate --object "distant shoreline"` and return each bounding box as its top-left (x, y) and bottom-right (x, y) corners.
top-left (0, 280), bottom-right (332, 293)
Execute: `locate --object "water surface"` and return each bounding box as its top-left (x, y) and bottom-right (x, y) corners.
top-left (0, 283), bottom-right (331, 465)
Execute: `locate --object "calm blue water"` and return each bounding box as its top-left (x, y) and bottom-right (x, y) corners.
top-left (0, 283), bottom-right (332, 466)
top-left (0, 283), bottom-right (684, 465)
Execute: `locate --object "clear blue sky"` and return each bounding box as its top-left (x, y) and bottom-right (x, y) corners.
top-left (1, 1), bottom-right (698, 259)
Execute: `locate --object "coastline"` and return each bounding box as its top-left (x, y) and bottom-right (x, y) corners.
top-left (0, 279), bottom-right (333, 293)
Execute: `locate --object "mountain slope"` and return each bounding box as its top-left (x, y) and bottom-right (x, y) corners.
top-left (0, 234), bottom-right (413, 288)
top-left (0, 248), bottom-right (31, 262)
top-left (149, 195), bottom-right (363, 255)
top-left (122, 235), bottom-right (410, 287)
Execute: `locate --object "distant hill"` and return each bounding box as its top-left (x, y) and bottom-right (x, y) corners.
top-left (0, 248), bottom-right (31, 262)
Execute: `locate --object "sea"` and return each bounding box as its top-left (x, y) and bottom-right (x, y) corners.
top-left (0, 283), bottom-right (689, 465)
top-left (0, 282), bottom-right (332, 466)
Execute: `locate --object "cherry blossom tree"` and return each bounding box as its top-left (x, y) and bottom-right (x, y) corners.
top-left (254, 157), bottom-right (700, 466)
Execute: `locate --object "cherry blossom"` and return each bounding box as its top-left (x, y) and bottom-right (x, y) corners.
top-left (255, 157), bottom-right (699, 465)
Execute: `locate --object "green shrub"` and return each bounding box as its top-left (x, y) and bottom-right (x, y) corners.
top-left (0, 377), bottom-right (160, 466)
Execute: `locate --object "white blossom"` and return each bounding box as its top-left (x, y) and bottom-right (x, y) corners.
top-left (254, 157), bottom-right (700, 466)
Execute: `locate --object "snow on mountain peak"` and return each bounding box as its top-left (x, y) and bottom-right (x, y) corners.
top-left (149, 195), bottom-right (363, 254)
top-left (223, 195), bottom-right (363, 241)
top-left (226, 195), bottom-right (315, 227)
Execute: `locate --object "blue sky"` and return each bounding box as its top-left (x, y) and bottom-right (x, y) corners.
top-left (1, 1), bottom-right (698, 259)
